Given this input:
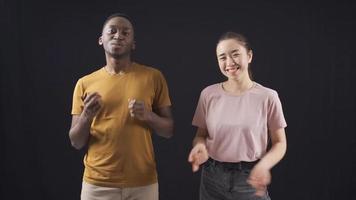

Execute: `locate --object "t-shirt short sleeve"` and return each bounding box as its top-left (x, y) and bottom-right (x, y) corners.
top-left (71, 79), bottom-right (85, 115)
top-left (153, 70), bottom-right (171, 109)
top-left (192, 90), bottom-right (207, 129)
top-left (267, 91), bottom-right (287, 131)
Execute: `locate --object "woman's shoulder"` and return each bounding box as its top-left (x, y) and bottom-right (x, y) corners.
top-left (201, 83), bottom-right (221, 94)
top-left (253, 82), bottom-right (279, 98)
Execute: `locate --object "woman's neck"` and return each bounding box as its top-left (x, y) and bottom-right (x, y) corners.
top-left (223, 78), bottom-right (254, 95)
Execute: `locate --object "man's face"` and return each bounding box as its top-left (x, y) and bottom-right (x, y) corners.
top-left (99, 17), bottom-right (135, 59)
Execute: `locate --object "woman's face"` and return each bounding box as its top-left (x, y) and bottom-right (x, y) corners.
top-left (216, 39), bottom-right (252, 81)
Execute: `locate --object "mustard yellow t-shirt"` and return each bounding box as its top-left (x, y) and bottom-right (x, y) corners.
top-left (71, 62), bottom-right (171, 187)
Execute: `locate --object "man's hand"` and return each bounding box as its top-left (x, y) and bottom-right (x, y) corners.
top-left (128, 99), bottom-right (151, 121)
top-left (82, 92), bottom-right (102, 120)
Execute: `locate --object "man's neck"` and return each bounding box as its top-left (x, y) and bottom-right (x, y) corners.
top-left (105, 54), bottom-right (132, 74)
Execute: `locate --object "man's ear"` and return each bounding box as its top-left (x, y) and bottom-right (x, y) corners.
top-left (98, 36), bottom-right (103, 45)
top-left (131, 40), bottom-right (136, 50)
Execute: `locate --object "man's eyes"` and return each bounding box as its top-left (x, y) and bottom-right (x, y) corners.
top-left (107, 28), bottom-right (116, 34)
top-left (106, 29), bottom-right (130, 35)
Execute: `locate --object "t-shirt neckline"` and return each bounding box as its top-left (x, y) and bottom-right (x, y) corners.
top-left (219, 81), bottom-right (257, 97)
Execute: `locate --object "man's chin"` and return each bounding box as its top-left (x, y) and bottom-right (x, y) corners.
top-left (108, 51), bottom-right (130, 59)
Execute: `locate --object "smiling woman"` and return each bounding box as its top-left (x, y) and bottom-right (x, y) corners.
top-left (2, 1), bottom-right (355, 200)
top-left (188, 31), bottom-right (287, 200)
top-left (217, 32), bottom-right (253, 82)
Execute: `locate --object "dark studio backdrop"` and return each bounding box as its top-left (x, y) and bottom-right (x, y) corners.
top-left (1, 0), bottom-right (356, 199)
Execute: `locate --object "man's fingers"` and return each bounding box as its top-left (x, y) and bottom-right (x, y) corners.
top-left (129, 110), bottom-right (135, 117)
top-left (86, 95), bottom-right (101, 109)
top-left (128, 99), bottom-right (145, 118)
top-left (131, 106), bottom-right (143, 113)
top-left (85, 94), bottom-right (101, 108)
top-left (128, 99), bottom-right (134, 108)
top-left (131, 104), bottom-right (145, 111)
top-left (90, 101), bottom-right (102, 113)
top-left (128, 98), bottom-right (136, 107)
top-left (83, 92), bottom-right (100, 104)
top-left (128, 101), bottom-right (134, 115)
top-left (92, 102), bottom-right (102, 112)
top-left (129, 99), bottom-right (144, 107)
top-left (128, 99), bottom-right (143, 111)
top-left (128, 108), bottom-right (141, 118)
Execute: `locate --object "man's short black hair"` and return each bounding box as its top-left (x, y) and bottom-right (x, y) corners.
top-left (102, 13), bottom-right (134, 31)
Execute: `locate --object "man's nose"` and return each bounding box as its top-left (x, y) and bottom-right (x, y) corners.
top-left (113, 32), bottom-right (124, 39)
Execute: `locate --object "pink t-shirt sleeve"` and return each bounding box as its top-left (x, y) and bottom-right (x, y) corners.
top-left (192, 90), bottom-right (207, 129)
top-left (267, 91), bottom-right (287, 131)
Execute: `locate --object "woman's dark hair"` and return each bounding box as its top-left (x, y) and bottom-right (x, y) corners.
top-left (217, 32), bottom-right (253, 79)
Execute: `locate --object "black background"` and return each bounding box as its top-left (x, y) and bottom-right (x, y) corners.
top-left (1, 1), bottom-right (356, 200)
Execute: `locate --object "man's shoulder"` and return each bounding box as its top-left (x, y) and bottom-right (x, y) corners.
top-left (73, 68), bottom-right (103, 87)
top-left (78, 67), bottom-right (103, 81)
top-left (134, 62), bottom-right (163, 75)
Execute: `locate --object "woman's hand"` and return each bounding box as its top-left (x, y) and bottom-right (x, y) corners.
top-left (188, 143), bottom-right (209, 172)
top-left (247, 163), bottom-right (271, 197)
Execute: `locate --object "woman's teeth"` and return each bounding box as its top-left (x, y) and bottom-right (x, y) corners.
top-left (225, 67), bottom-right (239, 72)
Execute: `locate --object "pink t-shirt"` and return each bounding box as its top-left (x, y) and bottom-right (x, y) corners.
top-left (192, 82), bottom-right (287, 162)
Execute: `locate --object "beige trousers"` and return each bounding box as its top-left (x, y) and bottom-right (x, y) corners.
top-left (81, 181), bottom-right (159, 200)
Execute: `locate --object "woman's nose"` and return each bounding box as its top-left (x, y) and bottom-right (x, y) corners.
top-left (226, 57), bottom-right (237, 66)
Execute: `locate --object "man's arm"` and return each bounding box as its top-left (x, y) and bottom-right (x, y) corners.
top-left (69, 115), bottom-right (92, 150)
top-left (69, 92), bottom-right (102, 149)
top-left (147, 106), bottom-right (174, 138)
top-left (128, 100), bottom-right (173, 138)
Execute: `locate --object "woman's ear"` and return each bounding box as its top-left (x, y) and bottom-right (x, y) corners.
top-left (98, 36), bottom-right (103, 45)
top-left (248, 50), bottom-right (253, 63)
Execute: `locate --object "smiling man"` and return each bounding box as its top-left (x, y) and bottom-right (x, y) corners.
top-left (69, 13), bottom-right (174, 200)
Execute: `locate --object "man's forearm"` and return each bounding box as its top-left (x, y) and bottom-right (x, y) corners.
top-left (69, 114), bottom-right (92, 149)
top-left (145, 111), bottom-right (174, 138)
